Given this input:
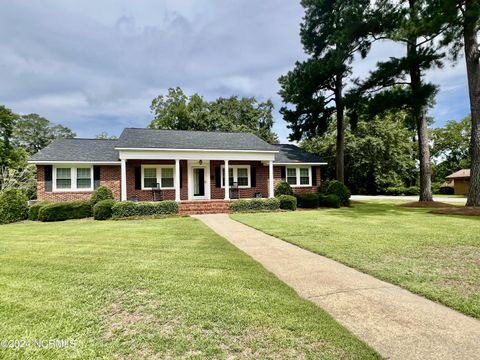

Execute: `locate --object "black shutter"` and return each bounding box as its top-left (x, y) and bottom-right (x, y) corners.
top-left (312, 166), bottom-right (317, 186)
top-left (44, 165), bottom-right (52, 192)
top-left (93, 166), bottom-right (101, 189)
top-left (134, 166), bottom-right (141, 190)
top-left (215, 167), bottom-right (221, 188)
top-left (251, 166), bottom-right (256, 187)
top-left (280, 166), bottom-right (286, 180)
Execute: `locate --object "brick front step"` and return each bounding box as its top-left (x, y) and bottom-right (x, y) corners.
top-left (179, 200), bottom-right (232, 215)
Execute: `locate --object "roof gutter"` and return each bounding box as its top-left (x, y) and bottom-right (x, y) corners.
top-left (274, 162), bottom-right (328, 165)
top-left (114, 147), bottom-right (278, 153)
top-left (28, 160), bottom-right (121, 165)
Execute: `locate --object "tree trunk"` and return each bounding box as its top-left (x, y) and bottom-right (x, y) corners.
top-left (407, 19), bottom-right (433, 201)
top-left (465, 0), bottom-right (480, 207)
top-left (416, 111), bottom-right (433, 201)
top-left (335, 74), bottom-right (345, 184)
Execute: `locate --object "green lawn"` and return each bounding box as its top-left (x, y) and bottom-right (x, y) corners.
top-left (0, 218), bottom-right (379, 359)
top-left (232, 202), bottom-right (480, 318)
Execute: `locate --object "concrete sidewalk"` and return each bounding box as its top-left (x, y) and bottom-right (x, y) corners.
top-left (194, 214), bottom-right (480, 360)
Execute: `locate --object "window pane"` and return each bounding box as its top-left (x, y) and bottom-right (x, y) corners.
top-left (57, 168), bottom-right (71, 179)
top-left (56, 168), bottom-right (71, 189)
top-left (77, 179), bottom-right (91, 188)
top-left (144, 168), bottom-right (157, 188)
top-left (77, 168), bottom-right (90, 179)
top-left (161, 168), bottom-right (174, 188)
top-left (286, 168), bottom-right (297, 185)
top-left (76, 168), bottom-right (91, 188)
top-left (300, 168), bottom-right (309, 185)
top-left (56, 179), bottom-right (71, 189)
top-left (237, 168), bottom-right (248, 186)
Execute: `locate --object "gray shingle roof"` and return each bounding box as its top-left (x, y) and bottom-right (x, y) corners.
top-left (273, 144), bottom-right (324, 163)
top-left (116, 128), bottom-right (277, 151)
top-left (29, 139), bottom-right (119, 162)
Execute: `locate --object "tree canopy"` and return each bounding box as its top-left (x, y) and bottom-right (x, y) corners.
top-left (149, 87), bottom-right (278, 144)
top-left (431, 116), bottom-right (471, 181)
top-left (303, 113), bottom-right (416, 194)
top-left (12, 113), bottom-right (76, 155)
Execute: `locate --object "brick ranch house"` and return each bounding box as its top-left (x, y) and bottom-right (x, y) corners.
top-left (29, 128), bottom-right (325, 212)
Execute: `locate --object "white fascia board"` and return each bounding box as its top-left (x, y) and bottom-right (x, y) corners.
top-left (114, 147), bottom-right (278, 154)
top-left (118, 149), bottom-right (276, 161)
top-left (274, 162), bottom-right (328, 165)
top-left (28, 160), bottom-right (121, 165)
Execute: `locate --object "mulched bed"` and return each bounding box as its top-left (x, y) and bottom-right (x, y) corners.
top-left (398, 201), bottom-right (459, 208)
top-left (431, 207), bottom-right (480, 216)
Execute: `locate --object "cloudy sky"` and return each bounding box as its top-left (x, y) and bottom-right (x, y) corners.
top-left (0, 0), bottom-right (471, 142)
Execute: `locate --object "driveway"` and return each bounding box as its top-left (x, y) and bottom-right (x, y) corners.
top-left (194, 214), bottom-right (480, 360)
top-left (351, 195), bottom-right (467, 204)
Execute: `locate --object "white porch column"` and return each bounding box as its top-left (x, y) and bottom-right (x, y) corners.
top-left (268, 160), bottom-right (274, 198)
top-left (224, 159), bottom-right (230, 200)
top-left (175, 159), bottom-right (181, 202)
top-left (121, 159), bottom-right (127, 201)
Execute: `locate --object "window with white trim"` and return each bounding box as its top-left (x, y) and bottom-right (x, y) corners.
top-left (56, 168), bottom-right (71, 189)
top-left (221, 165), bottom-right (251, 188)
top-left (53, 166), bottom-right (93, 191)
top-left (285, 166), bottom-right (312, 187)
top-left (141, 165), bottom-right (175, 190)
top-left (76, 168), bottom-right (92, 189)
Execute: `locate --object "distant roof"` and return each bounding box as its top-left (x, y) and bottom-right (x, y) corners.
top-left (446, 169), bottom-right (470, 179)
top-left (116, 128), bottom-right (276, 151)
top-left (273, 144), bottom-right (324, 164)
top-left (29, 139), bottom-right (119, 162)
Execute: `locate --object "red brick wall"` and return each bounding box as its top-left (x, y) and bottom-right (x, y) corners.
top-left (36, 162), bottom-right (321, 202)
top-left (210, 161), bottom-right (269, 199)
top-left (125, 160), bottom-right (188, 201)
top-left (273, 165), bottom-right (321, 194)
top-left (36, 165), bottom-right (121, 202)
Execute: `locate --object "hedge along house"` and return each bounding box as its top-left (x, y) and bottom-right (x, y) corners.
top-left (29, 128), bottom-right (326, 213)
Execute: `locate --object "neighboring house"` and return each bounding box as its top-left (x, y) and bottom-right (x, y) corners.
top-left (446, 169), bottom-right (470, 195)
top-left (29, 128), bottom-right (326, 204)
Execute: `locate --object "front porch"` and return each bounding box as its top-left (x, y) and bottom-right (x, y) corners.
top-left (120, 158), bottom-right (275, 203)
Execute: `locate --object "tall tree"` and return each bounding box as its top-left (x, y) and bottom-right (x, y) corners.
top-left (12, 113), bottom-right (76, 154)
top-left (149, 87), bottom-right (278, 144)
top-left (278, 0), bottom-right (380, 183)
top-left (349, 0), bottom-right (448, 201)
top-left (427, 0), bottom-right (480, 205)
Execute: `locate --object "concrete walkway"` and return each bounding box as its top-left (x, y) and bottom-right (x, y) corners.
top-left (351, 194), bottom-right (467, 204)
top-left (194, 214), bottom-right (480, 360)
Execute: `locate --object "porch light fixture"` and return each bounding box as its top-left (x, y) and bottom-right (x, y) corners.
top-left (199, 160), bottom-right (203, 165)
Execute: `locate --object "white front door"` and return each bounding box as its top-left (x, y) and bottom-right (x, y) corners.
top-left (188, 161), bottom-right (210, 200)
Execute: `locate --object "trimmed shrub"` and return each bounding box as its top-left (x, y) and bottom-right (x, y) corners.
top-left (112, 201), bottom-right (178, 219)
top-left (90, 186), bottom-right (114, 206)
top-left (28, 202), bottom-right (50, 221)
top-left (38, 201), bottom-right (92, 222)
top-left (319, 180), bottom-right (351, 206)
top-left (229, 198), bottom-right (280, 212)
top-left (93, 199), bottom-right (116, 220)
top-left (0, 189), bottom-right (28, 224)
top-left (295, 193), bottom-right (319, 209)
top-left (278, 195), bottom-right (297, 211)
top-left (385, 186), bottom-right (420, 196)
top-left (274, 181), bottom-right (293, 197)
top-left (318, 194), bottom-right (341, 208)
